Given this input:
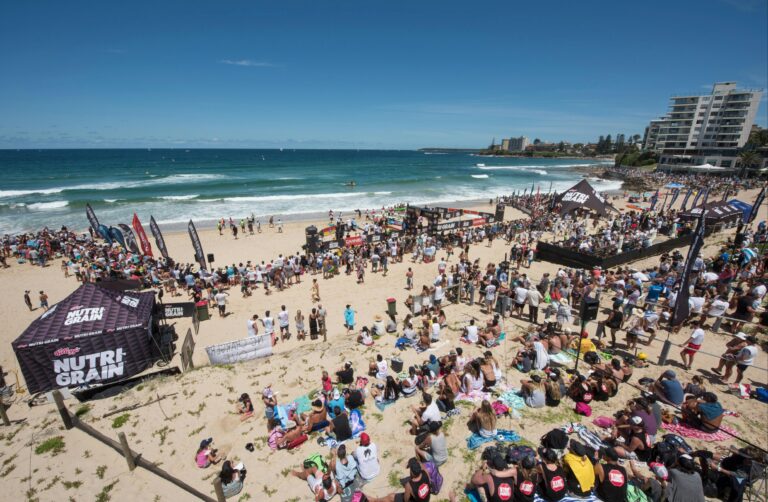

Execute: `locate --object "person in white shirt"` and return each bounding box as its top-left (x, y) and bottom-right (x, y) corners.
top-left (374, 354), bottom-right (388, 380)
top-left (514, 285), bottom-right (528, 317)
top-left (527, 287), bottom-right (542, 324)
top-left (353, 433), bottom-right (380, 481)
top-left (214, 290), bottom-right (229, 317)
top-left (409, 392), bottom-right (441, 434)
top-left (246, 314), bottom-right (259, 337)
top-left (723, 336), bottom-right (758, 384)
top-left (462, 320), bottom-right (479, 344)
top-left (430, 319), bottom-right (441, 342)
top-left (679, 320), bottom-right (706, 370)
top-left (277, 305), bottom-right (290, 341)
top-left (261, 311), bottom-right (276, 346)
top-left (484, 283), bottom-right (497, 314)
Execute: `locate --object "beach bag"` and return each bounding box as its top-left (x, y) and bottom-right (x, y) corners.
top-left (350, 492), bottom-right (368, 502)
top-left (584, 351), bottom-right (599, 365)
top-left (304, 453), bottom-right (329, 473)
top-left (651, 441), bottom-right (678, 467)
top-left (491, 400), bottom-right (510, 416)
top-left (626, 482), bottom-right (650, 502)
top-left (575, 402), bottom-right (592, 417)
top-left (505, 445), bottom-right (536, 465)
top-left (391, 357), bottom-right (404, 373)
top-left (423, 461), bottom-right (443, 494)
top-left (661, 434), bottom-right (692, 454)
top-left (541, 428), bottom-right (569, 450)
top-left (755, 387), bottom-right (768, 403)
top-left (592, 416), bottom-right (615, 429)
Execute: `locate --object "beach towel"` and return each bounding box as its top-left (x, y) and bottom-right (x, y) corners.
top-left (661, 422), bottom-right (738, 441)
top-left (291, 395), bottom-right (313, 415)
top-left (466, 429), bottom-right (521, 450)
top-left (498, 390), bottom-right (526, 411)
top-left (349, 409), bottom-right (366, 437)
top-left (455, 390), bottom-right (491, 403)
top-left (549, 352), bottom-right (575, 365)
top-left (374, 399), bottom-right (397, 412)
top-left (561, 423), bottom-right (607, 451)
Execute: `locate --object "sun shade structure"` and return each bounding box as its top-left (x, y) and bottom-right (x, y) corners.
top-left (554, 179), bottom-right (617, 216)
top-left (680, 200), bottom-right (743, 226)
top-left (12, 283), bottom-right (157, 394)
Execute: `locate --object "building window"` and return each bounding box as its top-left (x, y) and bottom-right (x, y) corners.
top-left (721, 160), bottom-right (732, 168)
top-left (715, 96), bottom-right (723, 100)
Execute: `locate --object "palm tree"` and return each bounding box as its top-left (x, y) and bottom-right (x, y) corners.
top-left (738, 150), bottom-right (759, 178)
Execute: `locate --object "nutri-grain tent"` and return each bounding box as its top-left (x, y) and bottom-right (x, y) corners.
top-left (680, 200), bottom-right (743, 226)
top-left (555, 179), bottom-right (617, 216)
top-left (12, 283), bottom-right (157, 394)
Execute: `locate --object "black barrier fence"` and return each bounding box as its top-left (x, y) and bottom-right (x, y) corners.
top-left (536, 233), bottom-right (696, 269)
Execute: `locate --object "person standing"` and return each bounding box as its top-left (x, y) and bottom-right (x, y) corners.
top-left (24, 290), bottom-right (33, 311)
top-left (724, 336), bottom-right (758, 384)
top-left (278, 305), bottom-right (290, 341)
top-left (246, 314), bottom-right (259, 337)
top-left (261, 311), bottom-right (276, 346)
top-left (318, 304), bottom-right (328, 342)
top-left (214, 290), bottom-right (229, 317)
top-left (527, 286), bottom-right (541, 325)
top-left (344, 305), bottom-right (356, 336)
top-left (39, 290), bottom-right (49, 311)
top-left (679, 320), bottom-right (705, 370)
top-left (406, 268), bottom-right (414, 290)
top-left (311, 279), bottom-right (320, 302)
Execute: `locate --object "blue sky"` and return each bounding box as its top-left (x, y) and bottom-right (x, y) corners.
top-left (0, 0), bottom-right (766, 149)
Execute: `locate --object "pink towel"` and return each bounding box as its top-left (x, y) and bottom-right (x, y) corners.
top-left (661, 422), bottom-right (737, 441)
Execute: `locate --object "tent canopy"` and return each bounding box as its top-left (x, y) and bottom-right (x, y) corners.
top-left (555, 179), bottom-right (617, 216)
top-left (690, 163), bottom-right (727, 171)
top-left (680, 200), bottom-right (743, 224)
top-left (13, 283), bottom-right (155, 348)
top-left (665, 182), bottom-right (686, 189)
top-left (727, 199), bottom-right (753, 223)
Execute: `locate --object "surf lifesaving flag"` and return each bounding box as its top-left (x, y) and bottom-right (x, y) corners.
top-left (679, 188), bottom-right (693, 211)
top-left (188, 220), bottom-right (207, 270)
top-left (149, 216), bottom-right (170, 260)
top-left (649, 190), bottom-right (659, 211)
top-left (131, 213), bottom-right (154, 257)
top-left (668, 188), bottom-right (680, 209)
top-left (108, 227), bottom-right (127, 248)
top-left (118, 224), bottom-right (141, 254)
top-left (748, 186), bottom-right (765, 224)
top-left (85, 203), bottom-right (100, 232)
top-left (670, 189), bottom-right (708, 326)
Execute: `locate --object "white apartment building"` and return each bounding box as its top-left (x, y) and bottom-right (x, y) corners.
top-left (646, 82), bottom-right (764, 172)
top-left (507, 136), bottom-right (529, 152)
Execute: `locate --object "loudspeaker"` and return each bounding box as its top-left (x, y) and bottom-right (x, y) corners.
top-left (305, 226), bottom-right (320, 254)
top-left (580, 297), bottom-right (599, 322)
top-left (207, 253), bottom-right (215, 264)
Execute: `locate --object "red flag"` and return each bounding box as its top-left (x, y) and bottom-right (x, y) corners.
top-left (132, 213), bottom-right (154, 257)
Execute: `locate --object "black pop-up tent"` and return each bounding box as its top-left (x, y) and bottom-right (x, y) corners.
top-left (12, 283), bottom-right (157, 394)
top-left (555, 179), bottom-right (617, 216)
top-left (680, 200), bottom-right (742, 226)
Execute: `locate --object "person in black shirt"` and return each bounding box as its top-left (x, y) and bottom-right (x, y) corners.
top-left (594, 447), bottom-right (628, 501)
top-left (336, 362), bottom-right (355, 385)
top-left (344, 388), bottom-right (365, 409)
top-left (326, 407), bottom-right (352, 442)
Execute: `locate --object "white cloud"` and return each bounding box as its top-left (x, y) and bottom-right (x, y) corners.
top-left (219, 59), bottom-right (276, 67)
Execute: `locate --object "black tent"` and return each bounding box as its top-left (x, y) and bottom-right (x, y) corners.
top-left (555, 179), bottom-right (616, 216)
top-left (680, 200), bottom-right (742, 226)
top-left (12, 283), bottom-right (157, 394)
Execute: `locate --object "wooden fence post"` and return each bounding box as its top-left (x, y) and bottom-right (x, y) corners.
top-left (212, 477), bottom-right (226, 502)
top-left (51, 390), bottom-right (73, 430)
top-left (118, 432), bottom-right (136, 471)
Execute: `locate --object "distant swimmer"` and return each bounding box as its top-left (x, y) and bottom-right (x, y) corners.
top-left (345, 180), bottom-right (356, 187)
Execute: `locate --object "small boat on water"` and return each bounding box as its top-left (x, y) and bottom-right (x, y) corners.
top-left (476, 163), bottom-right (486, 167)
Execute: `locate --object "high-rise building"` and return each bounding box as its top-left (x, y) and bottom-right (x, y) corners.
top-left (507, 136), bottom-right (529, 152)
top-left (501, 138), bottom-right (511, 151)
top-left (646, 83), bottom-right (764, 171)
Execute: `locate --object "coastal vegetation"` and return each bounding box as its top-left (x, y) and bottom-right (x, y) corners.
top-left (615, 150), bottom-right (658, 167)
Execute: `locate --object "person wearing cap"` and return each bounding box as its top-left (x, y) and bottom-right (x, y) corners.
top-left (353, 433), bottom-right (380, 481)
top-left (723, 335), bottom-right (758, 384)
top-left (624, 307), bottom-right (645, 351)
top-left (195, 438), bottom-right (223, 468)
top-left (654, 370), bottom-right (684, 406)
top-left (562, 440), bottom-right (595, 497)
top-left (679, 319), bottom-right (706, 370)
top-left (555, 298), bottom-right (572, 327)
top-left (261, 385), bottom-right (278, 424)
top-left (469, 452), bottom-right (516, 502)
top-left (609, 416), bottom-right (652, 462)
top-left (594, 447), bottom-right (627, 501)
top-left (710, 332), bottom-right (749, 377)
top-left (327, 388), bottom-right (346, 419)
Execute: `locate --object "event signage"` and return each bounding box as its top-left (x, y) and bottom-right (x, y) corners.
top-left (748, 187), bottom-right (765, 224)
top-left (160, 302), bottom-right (196, 319)
top-left (53, 347), bottom-right (125, 386)
top-left (97, 224), bottom-right (113, 244)
top-left (679, 188), bottom-right (693, 211)
top-left (345, 235), bottom-right (364, 247)
top-left (668, 188), bottom-right (680, 209)
top-left (108, 226), bottom-right (127, 249)
top-left (85, 203), bottom-right (100, 232)
top-left (205, 334), bottom-right (272, 364)
top-left (187, 220), bottom-right (207, 270)
top-left (118, 223), bottom-right (141, 254)
top-left (132, 213), bottom-right (154, 257)
top-left (671, 190), bottom-right (708, 326)
top-left (562, 191), bottom-right (589, 204)
top-left (149, 216), bottom-right (170, 260)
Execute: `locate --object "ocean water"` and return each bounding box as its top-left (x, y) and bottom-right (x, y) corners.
top-left (0, 149), bottom-right (618, 234)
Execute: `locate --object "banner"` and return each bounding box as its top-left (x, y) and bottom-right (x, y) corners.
top-left (132, 213), bottom-right (154, 257)
top-left (118, 223), bottom-right (141, 254)
top-left (149, 216), bottom-right (170, 260)
top-left (345, 235), bottom-right (364, 247)
top-left (690, 189), bottom-right (705, 209)
top-left (188, 220), bottom-right (207, 270)
top-left (108, 226), bottom-right (127, 248)
top-left (205, 335), bottom-right (272, 365)
top-left (97, 224), bottom-right (113, 244)
top-left (649, 190), bottom-right (659, 211)
top-left (679, 188), bottom-right (693, 211)
top-left (671, 190), bottom-right (708, 326)
top-left (85, 203), bottom-right (100, 232)
top-left (668, 188), bottom-right (680, 209)
top-left (159, 302), bottom-right (196, 319)
top-left (660, 190), bottom-right (669, 210)
top-left (748, 187), bottom-right (765, 224)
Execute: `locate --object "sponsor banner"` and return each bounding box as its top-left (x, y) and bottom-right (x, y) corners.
top-left (433, 221), bottom-right (459, 232)
top-left (321, 225), bottom-right (336, 237)
top-left (108, 226), bottom-right (127, 248)
top-left (328, 240), bottom-right (340, 250)
top-left (118, 223), bottom-right (141, 254)
top-left (97, 224), bottom-right (113, 244)
top-left (159, 302), bottom-right (196, 319)
top-left (472, 218), bottom-right (486, 227)
top-left (345, 235), bottom-right (364, 247)
top-left (679, 188), bottom-right (693, 211)
top-left (671, 190), bottom-right (708, 326)
top-left (188, 220), bottom-right (207, 270)
top-left (132, 213), bottom-right (154, 257)
top-left (668, 188), bottom-right (680, 209)
top-left (748, 187), bottom-right (765, 224)
top-left (85, 203), bottom-right (100, 231)
top-left (149, 216), bottom-right (170, 260)
top-left (205, 335), bottom-right (272, 365)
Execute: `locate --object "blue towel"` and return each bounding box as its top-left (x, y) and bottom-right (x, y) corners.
top-left (467, 429), bottom-right (521, 450)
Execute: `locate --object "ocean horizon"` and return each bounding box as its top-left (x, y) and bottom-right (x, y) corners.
top-left (0, 149), bottom-right (618, 234)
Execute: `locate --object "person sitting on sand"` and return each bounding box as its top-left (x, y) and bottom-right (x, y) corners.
top-left (236, 393), bottom-right (254, 421)
top-left (479, 351), bottom-right (501, 390)
top-left (415, 421), bottom-right (448, 467)
top-left (220, 460), bottom-right (246, 498)
top-left (303, 400), bottom-right (330, 433)
top-left (292, 459), bottom-right (341, 501)
top-left (366, 457), bottom-right (431, 502)
top-left (335, 361), bottom-right (355, 385)
top-left (681, 392), bottom-right (724, 433)
top-left (520, 374), bottom-right (547, 408)
top-left (400, 366), bottom-right (420, 397)
top-left (196, 438), bottom-right (224, 468)
top-left (469, 399), bottom-right (497, 438)
top-left (371, 376), bottom-right (400, 404)
top-left (461, 360), bottom-right (485, 393)
top-left (461, 319), bottom-right (480, 344)
top-left (409, 392), bottom-right (441, 435)
top-left (326, 406), bottom-right (353, 442)
top-left (358, 326), bottom-right (374, 346)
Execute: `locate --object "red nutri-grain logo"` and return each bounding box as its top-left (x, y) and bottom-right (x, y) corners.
top-left (54, 347), bottom-right (81, 357)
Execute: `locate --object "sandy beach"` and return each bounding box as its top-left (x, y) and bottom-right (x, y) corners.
top-left (0, 189), bottom-right (766, 502)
